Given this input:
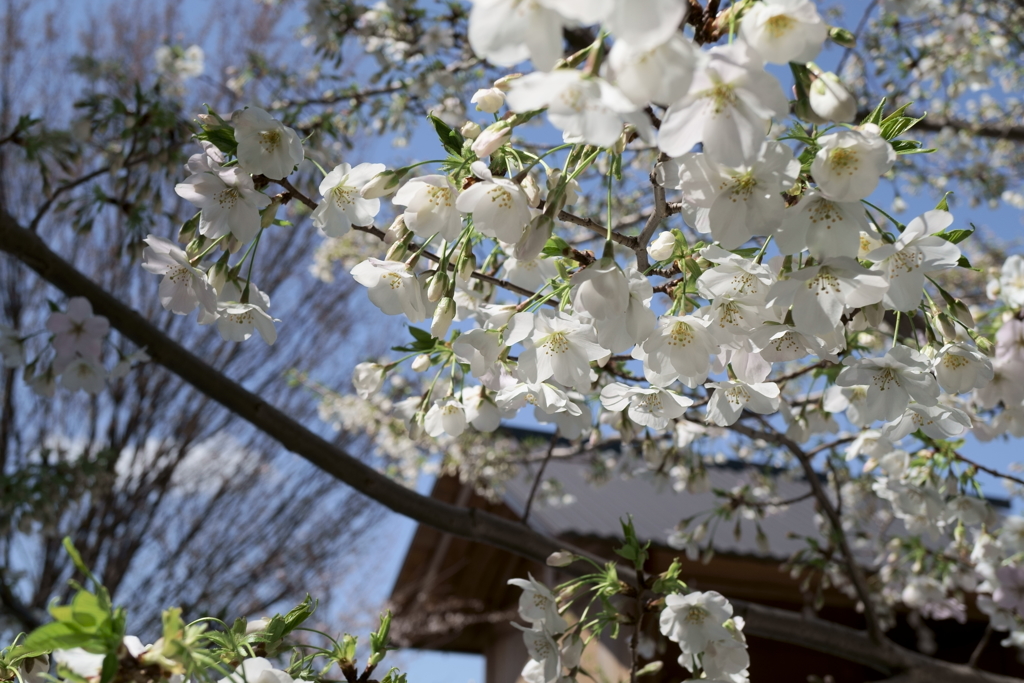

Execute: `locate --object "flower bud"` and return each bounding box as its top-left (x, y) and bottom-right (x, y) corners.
top-left (411, 354), bottom-right (431, 372)
top-left (493, 73), bottom-right (522, 91)
top-left (385, 238), bottom-right (409, 262)
top-left (828, 26), bottom-right (856, 48)
top-left (427, 271), bottom-right (449, 302)
top-left (458, 253), bottom-right (477, 282)
top-left (471, 87), bottom-right (505, 114)
top-left (385, 214), bottom-right (409, 245)
top-left (647, 231), bottom-right (677, 262)
top-left (460, 120), bottom-right (481, 139)
top-left (521, 173), bottom-right (542, 208)
top-left (245, 618), bottom-right (270, 635)
top-left (471, 122), bottom-right (512, 158)
top-left (809, 72), bottom-right (857, 124)
top-left (936, 312), bottom-right (958, 341)
top-left (360, 169), bottom-right (404, 199)
top-left (546, 551), bottom-right (575, 567)
top-left (260, 197), bottom-right (281, 228)
top-left (950, 299), bottom-right (975, 327)
top-left (431, 297), bottom-right (456, 338)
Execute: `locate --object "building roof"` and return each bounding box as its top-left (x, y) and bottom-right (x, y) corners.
top-left (500, 457), bottom-right (820, 561)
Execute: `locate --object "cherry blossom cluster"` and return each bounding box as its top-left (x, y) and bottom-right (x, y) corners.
top-left (117, 0), bottom-right (1024, 666)
top-left (509, 535), bottom-right (750, 683)
top-left (0, 297), bottom-right (146, 396)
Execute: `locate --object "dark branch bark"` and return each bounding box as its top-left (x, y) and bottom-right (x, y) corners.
top-left (1, 211), bottom-right (1021, 683)
top-left (856, 109), bottom-right (1024, 143)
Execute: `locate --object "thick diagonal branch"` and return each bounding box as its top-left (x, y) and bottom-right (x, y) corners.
top-left (1, 213), bottom-right (1022, 683)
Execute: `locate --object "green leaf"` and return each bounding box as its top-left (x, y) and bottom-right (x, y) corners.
top-left (937, 228), bottom-right (973, 245)
top-left (70, 590), bottom-right (107, 629)
top-left (957, 255), bottom-right (979, 271)
top-left (21, 622), bottom-right (99, 652)
top-left (98, 652), bottom-right (119, 683)
top-left (861, 98), bottom-right (887, 126)
top-left (541, 236), bottom-right (571, 259)
top-left (195, 126), bottom-right (237, 156)
top-left (427, 113), bottom-right (465, 158)
top-left (935, 191), bottom-right (953, 211)
top-left (408, 326), bottom-right (434, 344)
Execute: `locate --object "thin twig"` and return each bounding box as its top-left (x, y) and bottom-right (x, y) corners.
top-left (273, 177), bottom-right (541, 299)
top-left (522, 431), bottom-right (559, 524)
top-left (733, 416), bottom-right (887, 644)
top-left (635, 164), bottom-right (668, 272)
top-left (951, 451), bottom-right (1024, 488)
top-left (969, 623), bottom-right (993, 667)
top-left (836, 0), bottom-right (879, 75)
top-left (629, 566), bottom-right (646, 683)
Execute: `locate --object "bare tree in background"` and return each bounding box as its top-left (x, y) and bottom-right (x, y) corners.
top-left (0, 0), bottom-right (390, 638)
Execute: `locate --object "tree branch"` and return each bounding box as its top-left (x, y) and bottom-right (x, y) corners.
top-left (856, 110), bottom-right (1024, 143)
top-left (730, 417), bottom-right (886, 643)
top-left (1, 213), bottom-right (1021, 683)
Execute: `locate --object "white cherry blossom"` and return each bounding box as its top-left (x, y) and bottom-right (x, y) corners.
top-left (996, 255), bottom-right (1024, 308)
top-left (738, 0), bottom-right (827, 64)
top-left (867, 210), bottom-right (962, 311)
top-left (174, 167), bottom-right (271, 243)
top-left (496, 380), bottom-right (581, 417)
top-left (935, 342), bottom-right (994, 394)
top-left (658, 42), bottom-right (788, 166)
top-left (811, 124), bottom-right (896, 202)
top-left (350, 259), bottom-right (430, 322)
top-left (506, 70), bottom-right (638, 148)
top-left (352, 362), bottom-right (385, 399)
top-left (233, 107), bottom-right (304, 180)
top-left (393, 175), bottom-right (462, 242)
top-left (312, 162), bottom-right (385, 237)
top-left (600, 383), bottom-right (693, 430)
top-left (766, 257), bottom-right (889, 337)
top-left (452, 328), bottom-right (503, 378)
top-left (463, 387), bottom-right (502, 431)
top-left (217, 657), bottom-right (293, 683)
top-left (659, 591), bottom-right (734, 655)
top-left (424, 397), bottom-right (467, 437)
top-left (604, 0), bottom-right (686, 48)
top-left (47, 297), bottom-right (108, 362)
top-left (58, 357), bottom-right (107, 394)
top-left (215, 300), bottom-right (278, 345)
top-left (634, 315), bottom-right (720, 387)
top-left (514, 310), bottom-right (605, 392)
top-left (502, 256), bottom-right (558, 292)
top-left (883, 402), bottom-right (972, 440)
top-left (605, 33), bottom-right (698, 107)
top-left (570, 256), bottom-right (630, 320)
top-left (705, 380), bottom-right (781, 426)
top-left (774, 190), bottom-right (871, 259)
top-left (674, 141), bottom-right (800, 248)
top-left (592, 262), bottom-right (656, 353)
top-left (142, 235), bottom-right (217, 316)
top-left (467, 0), bottom-right (575, 71)
top-left (508, 574), bottom-right (567, 629)
top-left (647, 231), bottom-right (678, 262)
top-left (456, 162), bottom-right (532, 243)
top-left (835, 345), bottom-right (940, 423)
